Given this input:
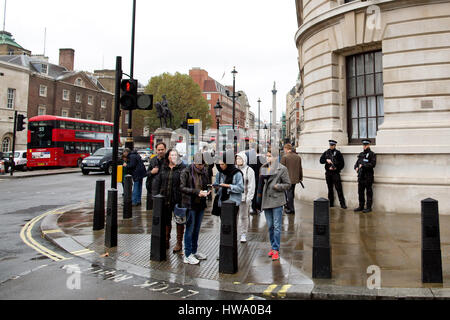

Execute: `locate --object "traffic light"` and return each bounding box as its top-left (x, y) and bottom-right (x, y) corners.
top-left (16, 114), bottom-right (26, 131)
top-left (136, 93), bottom-right (153, 110)
top-left (120, 79), bottom-right (137, 110)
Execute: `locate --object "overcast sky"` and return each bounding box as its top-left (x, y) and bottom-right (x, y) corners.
top-left (7, 0), bottom-right (299, 123)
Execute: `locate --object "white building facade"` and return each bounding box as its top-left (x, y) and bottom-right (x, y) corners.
top-left (295, 0), bottom-right (450, 214)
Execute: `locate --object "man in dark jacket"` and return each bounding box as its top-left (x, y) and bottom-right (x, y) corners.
top-left (354, 139), bottom-right (377, 213)
top-left (146, 142), bottom-right (167, 207)
top-left (320, 140), bottom-right (347, 209)
top-left (280, 143), bottom-right (303, 214)
top-left (246, 145), bottom-right (263, 214)
top-left (123, 148), bottom-right (147, 206)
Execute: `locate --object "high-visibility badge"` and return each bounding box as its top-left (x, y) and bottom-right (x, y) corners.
top-left (117, 165), bottom-right (123, 183)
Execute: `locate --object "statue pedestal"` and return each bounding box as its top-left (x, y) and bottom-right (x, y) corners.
top-left (153, 128), bottom-right (174, 149)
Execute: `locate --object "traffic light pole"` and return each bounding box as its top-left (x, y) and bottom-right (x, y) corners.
top-left (10, 110), bottom-right (17, 176)
top-left (125, 0), bottom-right (137, 151)
top-left (112, 57), bottom-right (122, 190)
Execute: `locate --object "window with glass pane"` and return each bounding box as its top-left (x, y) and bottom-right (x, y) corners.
top-left (346, 51), bottom-right (384, 144)
top-left (7, 88), bottom-right (15, 109)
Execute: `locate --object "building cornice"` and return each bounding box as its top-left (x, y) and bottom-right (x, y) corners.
top-left (294, 0), bottom-right (448, 47)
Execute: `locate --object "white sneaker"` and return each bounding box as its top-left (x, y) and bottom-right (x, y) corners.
top-left (194, 252), bottom-right (207, 260)
top-left (240, 234), bottom-right (247, 243)
top-left (183, 254), bottom-right (200, 265)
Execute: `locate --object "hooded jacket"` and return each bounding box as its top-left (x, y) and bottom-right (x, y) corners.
top-left (126, 150), bottom-right (147, 182)
top-left (236, 152), bottom-right (256, 203)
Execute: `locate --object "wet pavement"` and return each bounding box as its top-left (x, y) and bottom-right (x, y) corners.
top-left (41, 195), bottom-right (450, 299)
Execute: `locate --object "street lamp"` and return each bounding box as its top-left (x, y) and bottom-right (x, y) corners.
top-left (257, 98), bottom-right (261, 151)
top-left (225, 67), bottom-right (241, 153)
top-left (263, 123), bottom-right (268, 153)
top-left (214, 100), bottom-right (223, 155)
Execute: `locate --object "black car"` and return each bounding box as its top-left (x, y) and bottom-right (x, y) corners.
top-left (0, 152), bottom-right (12, 173)
top-left (80, 147), bottom-right (124, 175)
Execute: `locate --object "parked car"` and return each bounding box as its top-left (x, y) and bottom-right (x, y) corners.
top-left (0, 152), bottom-right (12, 173)
top-left (80, 147), bottom-right (124, 175)
top-left (12, 150), bottom-right (28, 171)
top-left (137, 149), bottom-right (151, 163)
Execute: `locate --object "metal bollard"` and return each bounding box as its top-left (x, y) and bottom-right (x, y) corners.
top-left (219, 200), bottom-right (238, 274)
top-left (93, 179), bottom-right (105, 231)
top-left (150, 194), bottom-right (166, 261)
top-left (105, 189), bottom-right (118, 248)
top-left (123, 175), bottom-right (133, 219)
top-left (146, 189), bottom-right (153, 211)
top-left (312, 198), bottom-right (332, 279)
top-left (421, 198), bottom-right (443, 283)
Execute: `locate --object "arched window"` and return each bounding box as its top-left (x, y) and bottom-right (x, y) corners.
top-left (75, 78), bottom-right (83, 86)
top-left (2, 137), bottom-right (11, 152)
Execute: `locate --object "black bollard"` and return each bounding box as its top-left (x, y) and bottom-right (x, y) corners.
top-left (123, 174), bottom-right (133, 219)
top-left (150, 194), bottom-right (166, 261)
top-left (312, 198), bottom-right (332, 279)
top-left (146, 189), bottom-right (153, 211)
top-left (219, 200), bottom-right (238, 274)
top-left (93, 179), bottom-right (105, 231)
top-left (421, 198), bottom-right (443, 283)
top-left (105, 189), bottom-right (118, 248)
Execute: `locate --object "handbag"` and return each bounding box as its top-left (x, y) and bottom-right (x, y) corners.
top-left (173, 204), bottom-right (187, 224)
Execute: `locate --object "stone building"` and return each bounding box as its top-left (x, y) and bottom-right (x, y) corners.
top-left (286, 75), bottom-right (304, 148)
top-left (0, 55), bottom-right (29, 151)
top-left (0, 31), bottom-right (31, 56)
top-left (295, 0), bottom-right (450, 214)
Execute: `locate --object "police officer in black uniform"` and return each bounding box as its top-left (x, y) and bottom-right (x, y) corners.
top-left (354, 139), bottom-right (376, 213)
top-left (320, 140), bottom-right (347, 209)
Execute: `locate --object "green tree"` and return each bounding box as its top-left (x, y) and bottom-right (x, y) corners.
top-left (133, 72), bottom-right (211, 132)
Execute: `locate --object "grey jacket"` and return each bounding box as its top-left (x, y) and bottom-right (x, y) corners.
top-left (260, 163), bottom-right (291, 210)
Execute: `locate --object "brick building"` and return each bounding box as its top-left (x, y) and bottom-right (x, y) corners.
top-left (189, 68), bottom-right (245, 129)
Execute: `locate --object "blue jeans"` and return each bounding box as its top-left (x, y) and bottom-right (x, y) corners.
top-left (132, 178), bottom-right (143, 205)
top-left (264, 206), bottom-right (283, 251)
top-left (184, 209), bottom-right (205, 257)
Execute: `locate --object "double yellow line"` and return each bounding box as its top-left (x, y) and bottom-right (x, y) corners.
top-left (20, 209), bottom-right (70, 262)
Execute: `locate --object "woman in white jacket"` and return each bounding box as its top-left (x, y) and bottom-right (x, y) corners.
top-left (235, 152), bottom-right (255, 243)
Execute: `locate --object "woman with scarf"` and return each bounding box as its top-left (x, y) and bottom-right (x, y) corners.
top-left (152, 149), bottom-right (186, 253)
top-left (214, 151), bottom-right (245, 209)
top-left (235, 152), bottom-right (255, 243)
top-left (258, 149), bottom-right (291, 261)
top-left (180, 152), bottom-right (211, 265)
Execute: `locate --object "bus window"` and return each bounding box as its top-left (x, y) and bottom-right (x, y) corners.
top-left (29, 121), bottom-right (54, 148)
top-left (91, 124), bottom-right (99, 132)
top-left (59, 121), bottom-right (65, 129)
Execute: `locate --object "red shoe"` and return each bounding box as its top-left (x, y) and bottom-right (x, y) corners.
top-left (268, 250), bottom-right (274, 257)
top-left (272, 250), bottom-right (279, 261)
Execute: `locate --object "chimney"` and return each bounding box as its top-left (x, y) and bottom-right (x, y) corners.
top-left (59, 48), bottom-right (75, 71)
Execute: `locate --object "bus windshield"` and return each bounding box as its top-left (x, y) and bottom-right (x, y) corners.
top-left (29, 121), bottom-right (54, 148)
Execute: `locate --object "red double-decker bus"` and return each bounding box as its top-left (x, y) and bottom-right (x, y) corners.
top-left (27, 115), bottom-right (114, 168)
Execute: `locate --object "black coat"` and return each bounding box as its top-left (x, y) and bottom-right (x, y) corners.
top-left (320, 149), bottom-right (345, 174)
top-left (354, 148), bottom-right (376, 181)
top-left (146, 156), bottom-right (164, 191)
top-left (180, 164), bottom-right (209, 210)
top-left (152, 162), bottom-right (186, 208)
top-left (126, 151), bottom-right (147, 182)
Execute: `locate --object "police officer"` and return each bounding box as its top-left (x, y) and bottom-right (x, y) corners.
top-left (354, 139), bottom-right (376, 213)
top-left (320, 140), bottom-right (347, 209)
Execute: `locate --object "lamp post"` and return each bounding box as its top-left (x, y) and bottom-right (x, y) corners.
top-left (269, 110), bottom-right (272, 146)
top-left (226, 67), bottom-right (241, 153)
top-left (257, 98), bottom-right (261, 151)
top-left (214, 100), bottom-right (223, 155)
top-left (263, 123), bottom-right (268, 153)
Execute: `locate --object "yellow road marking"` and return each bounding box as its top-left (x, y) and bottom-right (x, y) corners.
top-left (42, 229), bottom-right (62, 234)
top-left (20, 209), bottom-right (70, 261)
top-left (277, 285), bottom-right (292, 298)
top-left (246, 296), bottom-right (255, 300)
top-left (263, 284), bottom-right (278, 297)
top-left (70, 249), bottom-right (94, 255)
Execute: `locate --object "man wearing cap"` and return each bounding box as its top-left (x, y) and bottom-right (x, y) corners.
top-left (320, 140), bottom-right (347, 209)
top-left (354, 139), bottom-right (377, 213)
